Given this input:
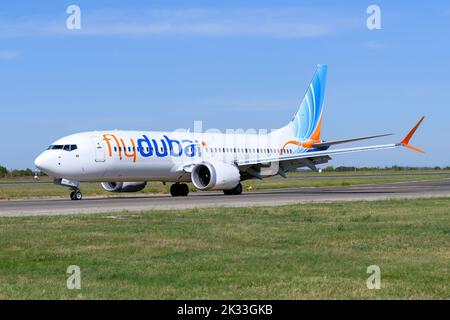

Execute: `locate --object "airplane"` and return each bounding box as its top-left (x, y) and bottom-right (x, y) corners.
top-left (34, 65), bottom-right (425, 200)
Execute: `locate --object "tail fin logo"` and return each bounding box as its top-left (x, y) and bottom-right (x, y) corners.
top-left (291, 64), bottom-right (327, 142)
top-left (280, 65), bottom-right (327, 154)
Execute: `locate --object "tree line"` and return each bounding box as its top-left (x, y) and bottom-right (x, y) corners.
top-left (1, 164), bottom-right (449, 179)
top-left (0, 166), bottom-right (35, 178)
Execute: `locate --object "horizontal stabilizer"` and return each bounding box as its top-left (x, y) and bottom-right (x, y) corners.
top-left (312, 133), bottom-right (393, 148)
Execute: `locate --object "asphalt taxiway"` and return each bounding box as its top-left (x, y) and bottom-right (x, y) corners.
top-left (0, 179), bottom-right (449, 217)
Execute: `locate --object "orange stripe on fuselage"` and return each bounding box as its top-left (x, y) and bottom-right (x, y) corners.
top-left (280, 115), bottom-right (322, 155)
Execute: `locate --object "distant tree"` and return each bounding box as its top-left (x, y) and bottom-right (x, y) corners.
top-left (324, 166), bottom-right (334, 172)
top-left (335, 166), bottom-right (356, 172)
top-left (10, 168), bottom-right (34, 177)
top-left (0, 165), bottom-right (8, 177)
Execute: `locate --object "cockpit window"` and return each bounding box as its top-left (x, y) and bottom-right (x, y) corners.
top-left (48, 145), bottom-right (77, 151)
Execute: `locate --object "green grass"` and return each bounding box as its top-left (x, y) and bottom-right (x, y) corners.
top-left (1, 170), bottom-right (450, 200)
top-left (0, 181), bottom-right (174, 200)
top-left (0, 198), bottom-right (448, 299)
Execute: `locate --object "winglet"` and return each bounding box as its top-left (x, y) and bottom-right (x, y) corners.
top-left (399, 116), bottom-right (425, 154)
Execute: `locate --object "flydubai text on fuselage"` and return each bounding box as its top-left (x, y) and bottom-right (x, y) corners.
top-left (34, 64), bottom-right (425, 200)
top-left (103, 133), bottom-right (203, 160)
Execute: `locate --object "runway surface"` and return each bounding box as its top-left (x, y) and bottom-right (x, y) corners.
top-left (1, 179), bottom-right (449, 217)
top-left (1, 172), bottom-right (449, 186)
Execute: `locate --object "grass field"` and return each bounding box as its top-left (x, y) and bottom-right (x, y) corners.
top-left (1, 169), bottom-right (450, 200)
top-left (0, 198), bottom-right (448, 299)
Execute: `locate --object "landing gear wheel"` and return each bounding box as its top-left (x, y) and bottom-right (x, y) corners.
top-left (70, 190), bottom-right (82, 200)
top-left (179, 184), bottom-right (189, 197)
top-left (171, 183), bottom-right (190, 197)
top-left (233, 183), bottom-right (243, 195)
top-left (170, 184), bottom-right (180, 197)
top-left (224, 183), bottom-right (243, 195)
top-left (74, 191), bottom-right (82, 200)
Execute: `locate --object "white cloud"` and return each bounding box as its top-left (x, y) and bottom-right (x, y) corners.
top-left (0, 7), bottom-right (358, 39)
top-left (0, 50), bottom-right (18, 60)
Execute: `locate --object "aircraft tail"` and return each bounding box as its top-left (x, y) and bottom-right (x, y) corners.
top-left (273, 64), bottom-right (327, 143)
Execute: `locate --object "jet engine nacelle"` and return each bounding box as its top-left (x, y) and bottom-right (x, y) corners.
top-left (101, 182), bottom-right (147, 193)
top-left (191, 162), bottom-right (240, 191)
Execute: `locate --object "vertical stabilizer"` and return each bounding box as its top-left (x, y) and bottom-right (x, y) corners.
top-left (273, 65), bottom-right (328, 145)
top-left (290, 64), bottom-right (327, 142)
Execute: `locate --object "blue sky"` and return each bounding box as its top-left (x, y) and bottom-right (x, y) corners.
top-left (1, 0), bottom-right (450, 169)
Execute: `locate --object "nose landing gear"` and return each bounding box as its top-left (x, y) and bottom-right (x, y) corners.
top-left (170, 183), bottom-right (189, 197)
top-left (70, 189), bottom-right (83, 201)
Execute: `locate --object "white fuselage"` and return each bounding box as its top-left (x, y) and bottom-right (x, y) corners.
top-left (34, 130), bottom-right (297, 183)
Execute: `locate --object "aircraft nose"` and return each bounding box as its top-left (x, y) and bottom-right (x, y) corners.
top-left (34, 152), bottom-right (52, 173)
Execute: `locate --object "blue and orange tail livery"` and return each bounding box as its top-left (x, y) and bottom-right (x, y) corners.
top-left (291, 64), bottom-right (327, 142)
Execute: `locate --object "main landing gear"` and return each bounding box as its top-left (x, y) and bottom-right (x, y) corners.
top-left (170, 183), bottom-right (189, 197)
top-left (223, 183), bottom-right (243, 196)
top-left (70, 189), bottom-right (83, 201)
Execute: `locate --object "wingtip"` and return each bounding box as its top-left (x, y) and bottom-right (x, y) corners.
top-left (400, 116), bottom-right (425, 154)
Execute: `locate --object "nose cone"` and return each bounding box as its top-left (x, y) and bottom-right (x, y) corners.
top-left (34, 152), bottom-right (53, 174)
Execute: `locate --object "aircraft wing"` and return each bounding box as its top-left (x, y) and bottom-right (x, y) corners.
top-left (311, 133), bottom-right (393, 148)
top-left (236, 117), bottom-right (425, 172)
top-left (237, 143), bottom-right (397, 167)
